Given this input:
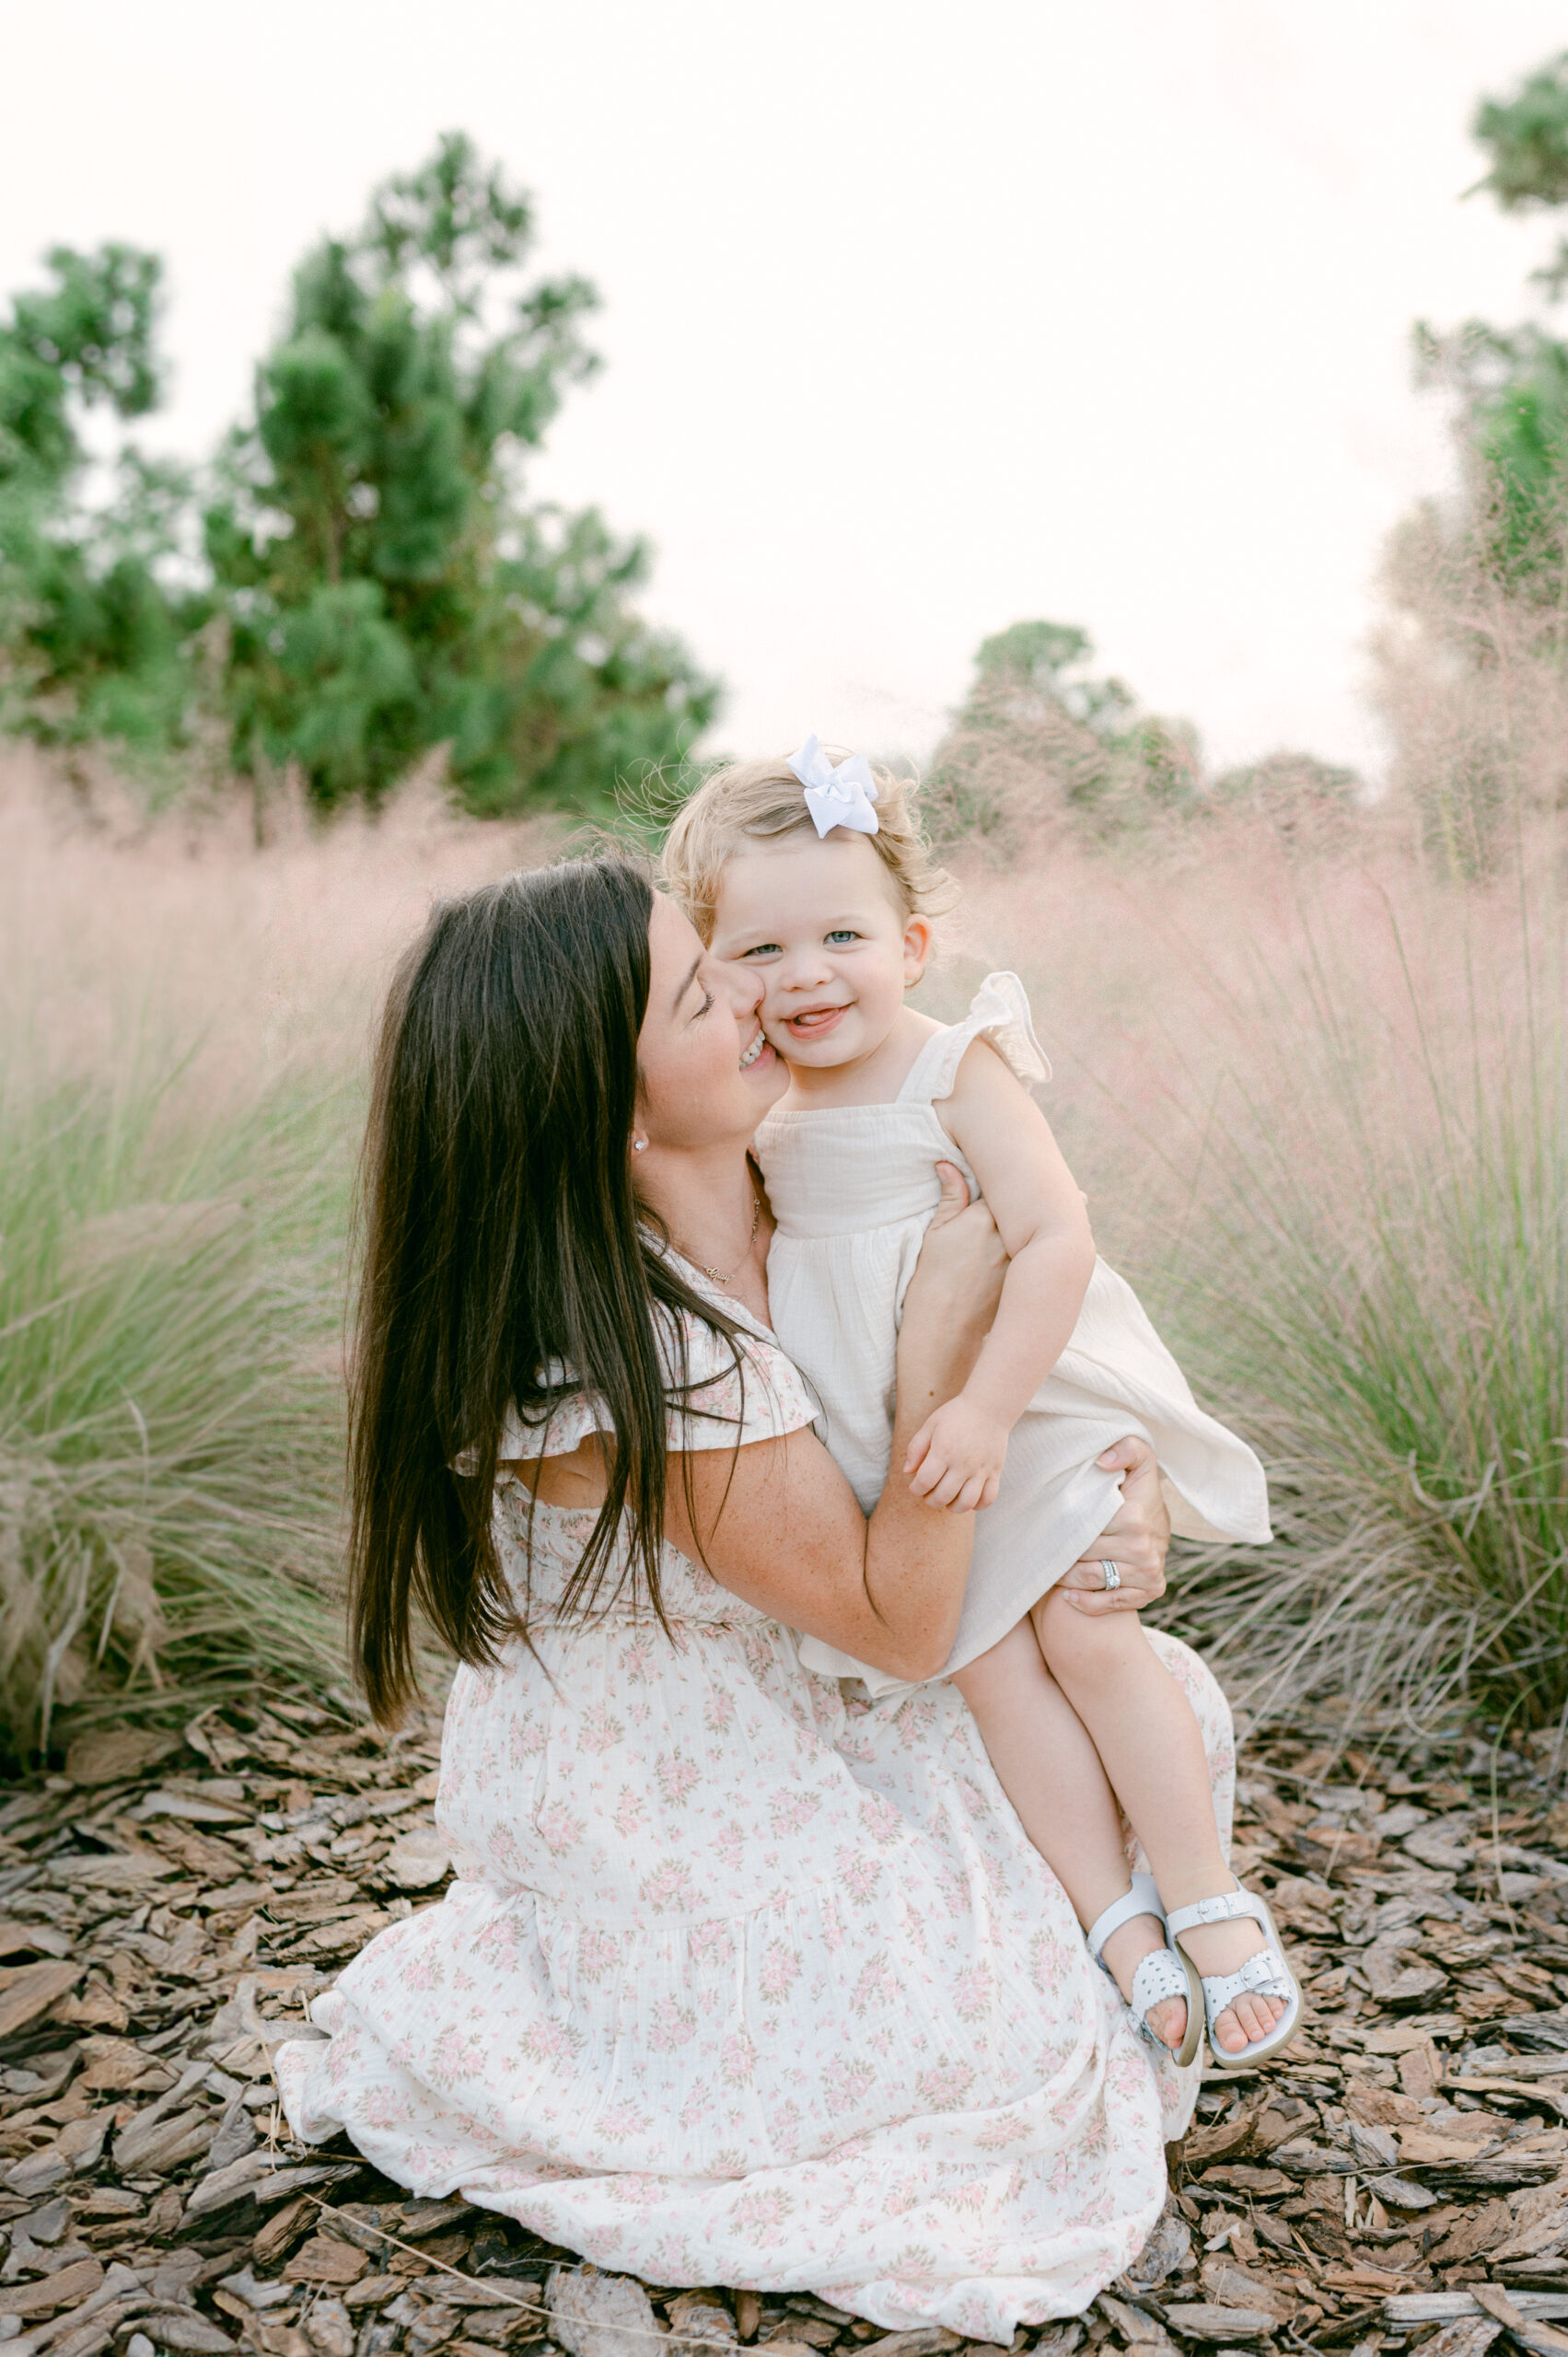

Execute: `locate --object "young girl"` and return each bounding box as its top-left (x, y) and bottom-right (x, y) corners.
top-left (663, 737), bottom-right (1304, 2070)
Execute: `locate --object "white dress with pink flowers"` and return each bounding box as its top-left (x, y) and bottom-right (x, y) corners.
top-left (275, 1268), bottom-right (1236, 2339)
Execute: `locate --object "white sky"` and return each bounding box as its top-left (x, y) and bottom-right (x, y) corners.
top-left (3, 0), bottom-right (1566, 780)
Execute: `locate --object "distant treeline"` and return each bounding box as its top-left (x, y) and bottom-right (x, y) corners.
top-left (6, 54), bottom-right (1568, 840)
top-left (934, 50), bottom-right (1568, 868)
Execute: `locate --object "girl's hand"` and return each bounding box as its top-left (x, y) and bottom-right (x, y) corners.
top-left (1057, 1436), bottom-right (1170, 1613)
top-left (904, 1394), bottom-right (1007, 1513)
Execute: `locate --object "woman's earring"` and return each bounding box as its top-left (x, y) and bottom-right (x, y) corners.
top-left (631, 1135), bottom-right (648, 1155)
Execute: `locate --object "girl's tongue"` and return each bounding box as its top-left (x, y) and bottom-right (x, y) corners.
top-left (787, 1004), bottom-right (847, 1037)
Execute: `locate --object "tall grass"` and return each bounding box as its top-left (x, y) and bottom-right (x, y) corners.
top-left (956, 809), bottom-right (1567, 1736)
top-left (0, 753), bottom-right (556, 1763)
top-left (0, 1068), bottom-right (350, 1759)
top-left (4, 735), bottom-right (1563, 1757)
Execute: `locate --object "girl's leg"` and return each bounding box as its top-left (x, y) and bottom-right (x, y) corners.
top-left (953, 1620), bottom-right (1189, 2049)
top-left (1031, 1588), bottom-right (1284, 2055)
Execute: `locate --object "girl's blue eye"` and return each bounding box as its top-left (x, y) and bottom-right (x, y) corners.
top-left (826, 930), bottom-right (858, 945)
top-left (742, 943), bottom-right (782, 958)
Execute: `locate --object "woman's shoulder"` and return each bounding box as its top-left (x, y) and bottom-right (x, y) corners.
top-left (655, 1284), bottom-right (821, 1449)
top-left (497, 1283), bottom-right (819, 1462)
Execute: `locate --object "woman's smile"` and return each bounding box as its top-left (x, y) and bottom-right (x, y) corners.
top-left (738, 1023), bottom-right (772, 1071)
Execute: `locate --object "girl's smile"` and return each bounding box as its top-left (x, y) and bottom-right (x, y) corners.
top-left (708, 830), bottom-right (933, 1095)
top-left (783, 1000), bottom-right (850, 1039)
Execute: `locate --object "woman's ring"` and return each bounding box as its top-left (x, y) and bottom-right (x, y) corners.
top-left (1100, 1560), bottom-right (1122, 1591)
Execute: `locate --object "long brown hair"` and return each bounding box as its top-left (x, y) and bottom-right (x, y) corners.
top-left (349, 856), bottom-right (739, 1723)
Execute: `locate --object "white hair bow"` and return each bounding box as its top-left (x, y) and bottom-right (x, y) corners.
top-left (787, 734), bottom-right (880, 839)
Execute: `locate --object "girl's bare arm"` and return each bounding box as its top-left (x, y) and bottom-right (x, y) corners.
top-left (905, 1039), bottom-right (1096, 1511)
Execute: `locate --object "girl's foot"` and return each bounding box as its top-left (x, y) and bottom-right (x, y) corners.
top-left (1165, 1881), bottom-right (1304, 2063)
top-left (1175, 1917), bottom-right (1285, 2053)
top-left (1086, 1873), bottom-right (1201, 2061)
top-left (1100, 1915), bottom-right (1188, 2050)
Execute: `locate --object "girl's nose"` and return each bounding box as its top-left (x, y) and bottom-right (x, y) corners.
top-left (780, 943), bottom-right (830, 986)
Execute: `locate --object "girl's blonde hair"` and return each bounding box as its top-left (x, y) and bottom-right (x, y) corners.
top-left (662, 754), bottom-right (958, 942)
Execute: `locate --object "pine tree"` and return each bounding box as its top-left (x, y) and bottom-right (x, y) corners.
top-left (0, 245), bottom-right (202, 757)
top-left (204, 134), bottom-right (718, 811)
top-left (0, 137), bottom-right (719, 814)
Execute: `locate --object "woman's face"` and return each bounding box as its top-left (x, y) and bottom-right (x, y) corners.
top-left (636, 891), bottom-right (786, 1149)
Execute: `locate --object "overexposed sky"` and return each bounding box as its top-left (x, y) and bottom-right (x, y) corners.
top-left (2, 0), bottom-right (1565, 779)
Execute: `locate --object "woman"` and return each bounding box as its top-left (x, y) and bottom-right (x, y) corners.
top-left (276, 858), bottom-right (1235, 2338)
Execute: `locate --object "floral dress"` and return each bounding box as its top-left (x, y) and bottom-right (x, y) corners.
top-left (275, 1273), bottom-right (1236, 2339)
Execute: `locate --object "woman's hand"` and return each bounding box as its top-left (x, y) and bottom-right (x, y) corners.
top-left (898, 1164), bottom-right (1009, 1504)
top-left (1057, 1436), bottom-right (1169, 1613)
top-left (901, 1161), bottom-right (1008, 1351)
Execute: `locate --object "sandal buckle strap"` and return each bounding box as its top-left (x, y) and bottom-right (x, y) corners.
top-left (1167, 1887), bottom-right (1267, 1938)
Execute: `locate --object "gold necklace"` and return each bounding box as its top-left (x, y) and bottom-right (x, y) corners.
top-left (691, 1178), bottom-right (761, 1288)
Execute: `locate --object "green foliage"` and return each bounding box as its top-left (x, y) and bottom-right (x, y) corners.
top-left (0, 246), bottom-right (203, 757)
top-left (1415, 319), bottom-right (1568, 596)
top-left (1473, 52), bottom-right (1568, 213)
top-left (1399, 53), bottom-right (1568, 605)
top-left (205, 132), bottom-right (718, 812)
top-left (0, 137), bottom-right (719, 815)
top-left (971, 619), bottom-right (1137, 737)
top-left (1374, 47), bottom-right (1568, 869)
top-left (0, 1057), bottom-right (352, 1767)
top-left (0, 242), bottom-right (161, 492)
top-left (1404, 49), bottom-right (1568, 605)
top-left (932, 617), bottom-right (1204, 845)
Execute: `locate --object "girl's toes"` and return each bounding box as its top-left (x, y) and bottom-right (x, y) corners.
top-left (1214, 1991), bottom-right (1286, 2052)
top-left (1146, 1996), bottom-right (1189, 2051)
top-left (1213, 2003), bottom-right (1249, 2053)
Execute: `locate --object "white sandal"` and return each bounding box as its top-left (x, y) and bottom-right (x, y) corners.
top-left (1086, 1872), bottom-right (1204, 2069)
top-left (1165, 1879), bottom-right (1305, 2072)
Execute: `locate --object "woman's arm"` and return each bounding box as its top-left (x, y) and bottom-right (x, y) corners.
top-left (664, 1173), bottom-right (1005, 1678)
top-left (518, 1168), bottom-right (1006, 1681)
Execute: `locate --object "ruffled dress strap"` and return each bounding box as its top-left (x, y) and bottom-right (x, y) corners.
top-left (494, 1271), bottom-right (819, 1462)
top-left (897, 970), bottom-right (1051, 1107)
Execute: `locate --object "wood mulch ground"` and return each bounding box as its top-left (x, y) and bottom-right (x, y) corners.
top-left (4, 1699), bottom-right (1568, 2357)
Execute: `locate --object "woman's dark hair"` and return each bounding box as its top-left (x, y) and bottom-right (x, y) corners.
top-left (349, 855), bottom-right (740, 1724)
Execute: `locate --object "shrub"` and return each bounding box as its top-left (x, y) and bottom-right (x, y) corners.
top-left (0, 1063), bottom-right (351, 1766)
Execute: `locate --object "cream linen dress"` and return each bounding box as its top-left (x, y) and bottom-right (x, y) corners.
top-left (276, 1262), bottom-right (1237, 2335)
top-left (755, 973), bottom-right (1272, 1695)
